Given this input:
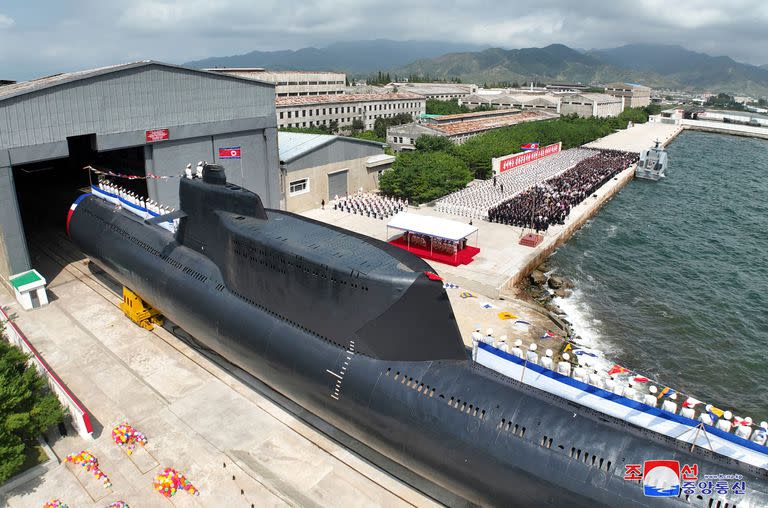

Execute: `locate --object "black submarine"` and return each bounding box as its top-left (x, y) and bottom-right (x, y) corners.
top-left (68, 165), bottom-right (768, 506)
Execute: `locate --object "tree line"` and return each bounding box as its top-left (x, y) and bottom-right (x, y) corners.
top-left (0, 332), bottom-right (64, 482)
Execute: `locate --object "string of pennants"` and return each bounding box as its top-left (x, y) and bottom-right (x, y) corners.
top-left (85, 165), bottom-right (184, 180)
top-left (443, 278), bottom-right (752, 428)
top-left (576, 358), bottom-right (750, 425)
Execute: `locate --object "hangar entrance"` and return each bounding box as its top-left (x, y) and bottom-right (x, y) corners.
top-left (12, 134), bottom-right (147, 283)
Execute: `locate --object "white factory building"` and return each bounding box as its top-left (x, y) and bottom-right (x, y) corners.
top-left (206, 68), bottom-right (346, 97)
top-left (384, 82), bottom-right (477, 100)
top-left (276, 93), bottom-right (426, 131)
top-left (603, 82), bottom-right (652, 108)
top-left (558, 93), bottom-right (624, 118)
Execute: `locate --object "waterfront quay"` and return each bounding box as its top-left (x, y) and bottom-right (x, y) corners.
top-left (305, 121), bottom-right (684, 302)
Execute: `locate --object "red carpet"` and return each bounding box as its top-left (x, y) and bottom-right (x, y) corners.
top-left (388, 236), bottom-right (480, 266)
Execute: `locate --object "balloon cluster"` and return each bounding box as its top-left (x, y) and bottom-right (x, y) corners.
top-left (104, 502), bottom-right (129, 508)
top-left (64, 450), bottom-right (112, 488)
top-left (153, 467), bottom-right (199, 498)
top-left (111, 423), bottom-right (148, 455)
top-left (42, 500), bottom-right (67, 508)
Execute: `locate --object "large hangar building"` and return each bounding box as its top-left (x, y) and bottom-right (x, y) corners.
top-left (0, 61), bottom-right (280, 281)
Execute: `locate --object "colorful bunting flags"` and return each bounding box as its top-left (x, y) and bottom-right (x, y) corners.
top-left (607, 365), bottom-right (629, 375)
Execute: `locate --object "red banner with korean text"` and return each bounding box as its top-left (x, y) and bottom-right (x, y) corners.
top-left (493, 142), bottom-right (561, 173)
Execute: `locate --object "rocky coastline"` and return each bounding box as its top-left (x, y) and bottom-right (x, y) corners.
top-left (514, 258), bottom-right (580, 343)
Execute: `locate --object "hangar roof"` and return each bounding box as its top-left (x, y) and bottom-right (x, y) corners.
top-left (278, 132), bottom-right (384, 163)
top-left (0, 60), bottom-right (272, 102)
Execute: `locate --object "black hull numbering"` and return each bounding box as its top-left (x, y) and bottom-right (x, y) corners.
top-left (68, 166), bottom-right (768, 507)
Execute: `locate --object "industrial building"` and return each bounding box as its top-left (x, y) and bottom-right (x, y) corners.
top-left (386, 110), bottom-right (559, 150)
top-left (604, 82), bottom-right (652, 108)
top-left (558, 93), bottom-right (624, 118)
top-left (384, 82), bottom-right (477, 100)
top-left (460, 93), bottom-right (561, 113)
top-left (0, 61), bottom-right (280, 282)
top-left (275, 93), bottom-right (425, 131)
top-left (205, 68), bottom-right (346, 97)
top-left (278, 132), bottom-right (394, 212)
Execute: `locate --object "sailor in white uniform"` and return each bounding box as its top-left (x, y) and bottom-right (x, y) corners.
top-left (556, 353), bottom-right (571, 376)
top-left (540, 349), bottom-right (554, 370)
top-left (622, 380), bottom-right (638, 402)
top-left (510, 340), bottom-right (524, 358)
top-left (587, 369), bottom-right (604, 389)
top-left (526, 343), bottom-right (539, 365)
top-left (697, 405), bottom-right (714, 425)
top-left (751, 422), bottom-right (768, 445)
top-left (484, 328), bottom-right (495, 347)
top-left (196, 161), bottom-right (205, 178)
top-left (471, 327), bottom-right (483, 344)
top-left (185, 163), bottom-right (193, 179)
top-left (734, 417), bottom-right (753, 439)
top-left (679, 404), bottom-right (696, 419)
top-left (715, 410), bottom-right (733, 432)
top-left (497, 335), bottom-right (510, 353)
top-left (603, 376), bottom-right (616, 393)
top-left (643, 386), bottom-right (659, 407)
top-left (660, 393), bottom-right (678, 414)
top-left (572, 365), bottom-right (587, 383)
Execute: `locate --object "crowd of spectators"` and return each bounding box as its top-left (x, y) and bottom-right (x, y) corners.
top-left (488, 150), bottom-right (638, 232)
top-left (434, 148), bottom-right (597, 219)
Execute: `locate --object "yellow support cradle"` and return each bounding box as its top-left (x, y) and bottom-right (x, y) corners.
top-left (119, 286), bottom-right (163, 330)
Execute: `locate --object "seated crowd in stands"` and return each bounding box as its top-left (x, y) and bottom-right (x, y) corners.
top-left (472, 328), bottom-right (768, 445)
top-left (331, 192), bottom-right (407, 220)
top-left (435, 148), bottom-right (598, 219)
top-left (487, 150), bottom-right (638, 232)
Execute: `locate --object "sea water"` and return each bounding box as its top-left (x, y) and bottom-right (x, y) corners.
top-left (550, 130), bottom-right (768, 422)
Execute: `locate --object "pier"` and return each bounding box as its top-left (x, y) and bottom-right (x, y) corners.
top-left (306, 121), bottom-right (683, 300)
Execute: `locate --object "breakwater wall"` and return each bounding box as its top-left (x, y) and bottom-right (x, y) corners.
top-left (500, 164), bottom-right (636, 295)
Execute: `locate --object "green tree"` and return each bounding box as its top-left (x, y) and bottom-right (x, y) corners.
top-left (414, 135), bottom-right (454, 152)
top-left (350, 119), bottom-right (365, 134)
top-left (328, 119), bottom-right (339, 134)
top-left (379, 151), bottom-right (472, 203)
top-left (0, 337), bottom-right (64, 482)
top-left (279, 127), bottom-right (327, 135)
top-left (373, 113), bottom-right (413, 139)
top-left (349, 130), bottom-right (385, 143)
top-left (426, 99), bottom-right (470, 115)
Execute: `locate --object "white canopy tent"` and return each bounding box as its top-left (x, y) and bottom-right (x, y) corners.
top-left (386, 212), bottom-right (479, 262)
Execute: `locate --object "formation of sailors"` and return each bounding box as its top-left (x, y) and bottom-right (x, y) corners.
top-left (331, 192), bottom-right (407, 220)
top-left (487, 150), bottom-right (639, 232)
top-left (95, 179), bottom-right (177, 232)
top-left (435, 148), bottom-right (597, 219)
top-left (472, 329), bottom-right (768, 445)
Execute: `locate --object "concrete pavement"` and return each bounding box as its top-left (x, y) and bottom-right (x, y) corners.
top-left (1, 238), bottom-right (439, 508)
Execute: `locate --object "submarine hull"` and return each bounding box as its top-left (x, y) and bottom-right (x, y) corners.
top-left (69, 194), bottom-right (768, 507)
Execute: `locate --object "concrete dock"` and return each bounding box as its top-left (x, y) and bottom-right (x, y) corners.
top-left (584, 121), bottom-right (682, 151)
top-left (1, 235), bottom-right (440, 508)
top-left (305, 121), bottom-right (686, 301)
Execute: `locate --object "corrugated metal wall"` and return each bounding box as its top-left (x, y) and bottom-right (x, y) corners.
top-left (0, 65), bottom-right (275, 149)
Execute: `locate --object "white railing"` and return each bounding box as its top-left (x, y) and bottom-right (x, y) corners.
top-left (1, 306), bottom-right (94, 439)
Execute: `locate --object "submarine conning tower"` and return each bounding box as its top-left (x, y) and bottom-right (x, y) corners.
top-left (175, 165), bottom-right (468, 362)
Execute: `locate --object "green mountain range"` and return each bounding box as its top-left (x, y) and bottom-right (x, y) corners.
top-left (184, 39), bottom-right (489, 74)
top-left (396, 44), bottom-right (768, 97)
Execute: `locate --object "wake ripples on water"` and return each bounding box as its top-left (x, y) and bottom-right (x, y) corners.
top-left (549, 131), bottom-right (768, 422)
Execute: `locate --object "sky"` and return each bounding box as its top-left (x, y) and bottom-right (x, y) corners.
top-left (1, 0), bottom-right (767, 80)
